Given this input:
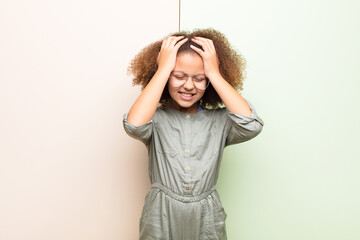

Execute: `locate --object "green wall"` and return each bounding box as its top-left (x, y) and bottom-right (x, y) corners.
top-left (181, 0), bottom-right (360, 239)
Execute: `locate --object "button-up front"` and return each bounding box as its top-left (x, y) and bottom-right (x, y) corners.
top-left (123, 101), bottom-right (263, 240)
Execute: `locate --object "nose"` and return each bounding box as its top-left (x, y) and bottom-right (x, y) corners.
top-left (183, 77), bottom-right (195, 90)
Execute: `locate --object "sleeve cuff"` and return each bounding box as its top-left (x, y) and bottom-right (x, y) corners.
top-left (123, 113), bottom-right (153, 143)
top-left (226, 100), bottom-right (264, 126)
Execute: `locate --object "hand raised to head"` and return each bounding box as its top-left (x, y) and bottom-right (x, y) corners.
top-left (190, 37), bottom-right (220, 79)
top-left (157, 36), bottom-right (188, 74)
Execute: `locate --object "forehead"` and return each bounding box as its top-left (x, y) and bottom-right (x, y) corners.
top-left (174, 53), bottom-right (204, 74)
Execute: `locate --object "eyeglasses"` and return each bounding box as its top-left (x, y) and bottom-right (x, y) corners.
top-left (169, 71), bottom-right (210, 90)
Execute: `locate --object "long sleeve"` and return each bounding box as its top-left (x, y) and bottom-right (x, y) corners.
top-left (224, 100), bottom-right (264, 146)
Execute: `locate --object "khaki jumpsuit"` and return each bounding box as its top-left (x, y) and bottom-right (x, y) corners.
top-left (123, 100), bottom-right (264, 240)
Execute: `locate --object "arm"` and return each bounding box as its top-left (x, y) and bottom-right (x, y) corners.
top-left (206, 72), bottom-right (252, 117)
top-left (190, 37), bottom-right (251, 117)
top-left (191, 37), bottom-right (263, 145)
top-left (126, 36), bottom-right (188, 126)
top-left (224, 101), bottom-right (264, 146)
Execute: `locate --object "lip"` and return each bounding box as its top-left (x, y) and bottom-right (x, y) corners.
top-left (178, 91), bottom-right (195, 101)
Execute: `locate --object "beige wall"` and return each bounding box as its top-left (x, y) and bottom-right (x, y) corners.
top-left (0, 1), bottom-right (178, 239)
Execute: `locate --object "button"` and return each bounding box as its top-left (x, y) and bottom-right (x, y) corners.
top-left (186, 115), bottom-right (190, 119)
top-left (186, 186), bottom-right (190, 190)
top-left (185, 149), bottom-right (189, 153)
top-left (186, 131), bottom-right (190, 135)
top-left (186, 167), bottom-right (190, 171)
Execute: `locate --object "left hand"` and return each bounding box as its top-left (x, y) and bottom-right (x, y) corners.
top-left (190, 37), bottom-right (221, 79)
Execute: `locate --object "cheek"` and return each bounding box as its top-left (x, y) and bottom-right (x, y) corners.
top-left (198, 91), bottom-right (206, 99)
top-left (167, 84), bottom-right (177, 98)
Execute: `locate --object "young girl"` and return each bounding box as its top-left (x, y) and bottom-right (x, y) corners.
top-left (123, 28), bottom-right (264, 240)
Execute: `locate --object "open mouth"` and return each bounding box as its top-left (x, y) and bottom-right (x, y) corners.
top-left (179, 91), bottom-right (195, 100)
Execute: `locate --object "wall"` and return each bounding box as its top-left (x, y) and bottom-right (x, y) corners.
top-left (181, 0), bottom-right (360, 239)
top-left (0, 0), bottom-right (178, 239)
top-left (2, 1), bottom-right (359, 239)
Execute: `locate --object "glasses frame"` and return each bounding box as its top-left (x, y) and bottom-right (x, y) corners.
top-left (169, 71), bottom-right (210, 90)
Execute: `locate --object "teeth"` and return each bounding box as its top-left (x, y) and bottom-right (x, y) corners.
top-left (181, 93), bottom-right (193, 96)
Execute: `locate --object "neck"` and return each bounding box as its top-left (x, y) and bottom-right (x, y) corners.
top-left (168, 101), bottom-right (199, 114)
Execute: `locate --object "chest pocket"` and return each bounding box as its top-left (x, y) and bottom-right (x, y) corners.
top-left (191, 129), bottom-right (219, 160)
top-left (154, 122), bottom-right (179, 158)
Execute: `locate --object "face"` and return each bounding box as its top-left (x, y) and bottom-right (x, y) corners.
top-left (167, 53), bottom-right (206, 113)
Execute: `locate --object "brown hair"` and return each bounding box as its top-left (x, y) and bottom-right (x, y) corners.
top-left (127, 28), bottom-right (247, 109)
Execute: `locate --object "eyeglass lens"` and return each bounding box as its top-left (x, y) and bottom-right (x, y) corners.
top-left (170, 72), bottom-right (210, 90)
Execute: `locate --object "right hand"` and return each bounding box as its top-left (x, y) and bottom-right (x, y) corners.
top-left (156, 36), bottom-right (188, 73)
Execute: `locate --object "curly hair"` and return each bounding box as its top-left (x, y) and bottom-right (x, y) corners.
top-left (127, 28), bottom-right (247, 109)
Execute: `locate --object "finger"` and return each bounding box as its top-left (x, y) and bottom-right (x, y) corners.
top-left (161, 38), bottom-right (168, 48)
top-left (191, 37), bottom-right (205, 48)
top-left (193, 37), bottom-right (215, 52)
top-left (191, 38), bottom-right (211, 53)
top-left (192, 37), bottom-right (216, 54)
top-left (205, 39), bottom-right (216, 53)
top-left (193, 36), bottom-right (213, 46)
top-left (174, 37), bottom-right (188, 49)
top-left (161, 38), bottom-right (172, 49)
top-left (163, 36), bottom-right (185, 48)
top-left (190, 44), bottom-right (204, 56)
top-left (193, 36), bottom-right (210, 41)
top-left (168, 36), bottom-right (186, 46)
top-left (166, 36), bottom-right (185, 41)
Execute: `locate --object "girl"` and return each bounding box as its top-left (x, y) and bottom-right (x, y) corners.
top-left (123, 28), bottom-right (264, 240)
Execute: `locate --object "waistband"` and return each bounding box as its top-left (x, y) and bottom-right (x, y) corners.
top-left (151, 183), bottom-right (216, 203)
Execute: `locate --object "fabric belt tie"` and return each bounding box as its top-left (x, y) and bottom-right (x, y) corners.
top-left (151, 183), bottom-right (216, 203)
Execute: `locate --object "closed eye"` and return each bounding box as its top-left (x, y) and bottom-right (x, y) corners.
top-left (174, 75), bottom-right (187, 80)
top-left (193, 77), bottom-right (206, 82)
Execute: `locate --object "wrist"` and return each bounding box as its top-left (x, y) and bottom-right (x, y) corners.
top-left (156, 66), bottom-right (173, 77)
top-left (207, 71), bottom-right (223, 82)
top-left (151, 68), bottom-right (172, 85)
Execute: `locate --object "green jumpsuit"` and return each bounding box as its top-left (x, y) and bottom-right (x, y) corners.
top-left (123, 100), bottom-right (263, 240)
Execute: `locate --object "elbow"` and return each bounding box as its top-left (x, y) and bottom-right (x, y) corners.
top-left (253, 120), bottom-right (264, 136)
top-left (245, 121), bottom-right (264, 139)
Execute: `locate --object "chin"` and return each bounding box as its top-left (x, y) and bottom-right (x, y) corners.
top-left (175, 100), bottom-right (199, 110)
top-left (168, 91), bottom-right (203, 112)
top-left (176, 96), bottom-right (199, 106)
top-left (179, 99), bottom-right (194, 106)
